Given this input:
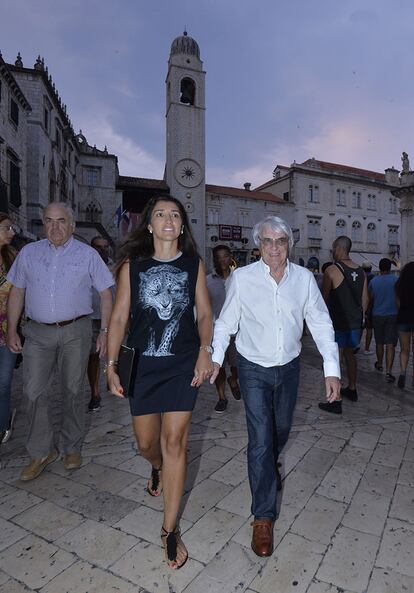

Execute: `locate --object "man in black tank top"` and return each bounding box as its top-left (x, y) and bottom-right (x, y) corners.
top-left (319, 236), bottom-right (368, 414)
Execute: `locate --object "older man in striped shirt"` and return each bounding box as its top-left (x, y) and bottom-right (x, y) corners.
top-left (7, 202), bottom-right (114, 481)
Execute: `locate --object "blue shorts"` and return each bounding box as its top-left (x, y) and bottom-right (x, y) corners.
top-left (335, 329), bottom-right (362, 349)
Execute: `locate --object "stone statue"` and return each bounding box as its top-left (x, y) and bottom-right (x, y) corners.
top-left (401, 152), bottom-right (410, 173)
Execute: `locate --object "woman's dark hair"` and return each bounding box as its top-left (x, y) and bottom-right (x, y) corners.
top-left (395, 261), bottom-right (414, 299)
top-left (115, 195), bottom-right (198, 276)
top-left (0, 212), bottom-right (17, 272)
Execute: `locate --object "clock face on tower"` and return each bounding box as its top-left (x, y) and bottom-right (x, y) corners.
top-left (174, 158), bottom-right (203, 188)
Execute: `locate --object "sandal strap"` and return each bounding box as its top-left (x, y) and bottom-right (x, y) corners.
top-left (161, 526), bottom-right (180, 562)
top-left (149, 465), bottom-right (161, 492)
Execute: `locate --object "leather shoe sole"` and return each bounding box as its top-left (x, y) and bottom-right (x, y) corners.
top-left (20, 450), bottom-right (58, 481)
top-left (63, 453), bottom-right (82, 470)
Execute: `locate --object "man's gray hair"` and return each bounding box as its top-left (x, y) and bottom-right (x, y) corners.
top-left (252, 216), bottom-right (294, 250)
top-left (43, 202), bottom-right (75, 224)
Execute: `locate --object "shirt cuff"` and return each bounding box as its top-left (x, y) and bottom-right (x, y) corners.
top-left (323, 361), bottom-right (341, 378)
top-left (212, 349), bottom-right (226, 367)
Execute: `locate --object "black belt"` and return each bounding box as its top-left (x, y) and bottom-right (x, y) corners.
top-left (29, 315), bottom-right (88, 327)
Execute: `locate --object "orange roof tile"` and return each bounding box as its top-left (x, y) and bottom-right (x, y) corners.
top-left (301, 159), bottom-right (386, 181)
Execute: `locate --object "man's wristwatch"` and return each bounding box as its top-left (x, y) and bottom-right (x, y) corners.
top-left (100, 327), bottom-right (108, 333)
top-left (199, 345), bottom-right (214, 354)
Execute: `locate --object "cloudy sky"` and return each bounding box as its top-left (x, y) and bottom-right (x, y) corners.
top-left (1, 0), bottom-right (412, 187)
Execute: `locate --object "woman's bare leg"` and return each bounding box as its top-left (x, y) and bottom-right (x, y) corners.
top-left (160, 410), bottom-right (192, 567)
top-left (132, 414), bottom-right (163, 492)
top-left (399, 332), bottom-right (411, 374)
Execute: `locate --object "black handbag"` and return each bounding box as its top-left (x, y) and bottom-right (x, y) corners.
top-left (118, 345), bottom-right (138, 397)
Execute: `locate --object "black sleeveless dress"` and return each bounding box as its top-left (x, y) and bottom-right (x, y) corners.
top-left (127, 254), bottom-right (200, 415)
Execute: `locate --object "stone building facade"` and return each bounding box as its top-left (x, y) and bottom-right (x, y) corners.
top-left (75, 132), bottom-right (123, 244)
top-left (0, 53), bottom-right (122, 245)
top-left (205, 183), bottom-right (293, 268)
top-left (0, 53), bottom-right (32, 234)
top-left (256, 158), bottom-right (401, 268)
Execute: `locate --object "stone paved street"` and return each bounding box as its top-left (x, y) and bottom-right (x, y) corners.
top-left (1, 336), bottom-right (414, 593)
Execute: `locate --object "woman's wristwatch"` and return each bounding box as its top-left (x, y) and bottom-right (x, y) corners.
top-left (199, 345), bottom-right (214, 354)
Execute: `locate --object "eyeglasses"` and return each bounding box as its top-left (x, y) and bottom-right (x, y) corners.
top-left (0, 225), bottom-right (19, 233)
top-left (259, 236), bottom-right (289, 248)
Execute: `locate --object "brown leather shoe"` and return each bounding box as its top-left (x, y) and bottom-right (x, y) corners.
top-left (251, 519), bottom-right (273, 557)
top-left (20, 450), bottom-right (58, 481)
top-left (63, 452), bottom-right (82, 470)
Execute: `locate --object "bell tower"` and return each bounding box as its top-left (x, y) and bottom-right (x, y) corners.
top-left (165, 32), bottom-right (206, 256)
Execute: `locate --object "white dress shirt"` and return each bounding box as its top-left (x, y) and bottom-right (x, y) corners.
top-left (212, 259), bottom-right (340, 378)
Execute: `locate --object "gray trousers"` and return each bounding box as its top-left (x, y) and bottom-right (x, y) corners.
top-left (22, 317), bottom-right (92, 459)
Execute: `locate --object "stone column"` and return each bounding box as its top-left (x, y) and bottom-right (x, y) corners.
top-left (392, 172), bottom-right (414, 266)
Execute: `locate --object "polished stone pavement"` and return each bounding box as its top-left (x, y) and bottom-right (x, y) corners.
top-left (0, 336), bottom-right (414, 593)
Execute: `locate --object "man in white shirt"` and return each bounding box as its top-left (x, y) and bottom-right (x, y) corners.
top-left (210, 216), bottom-right (340, 557)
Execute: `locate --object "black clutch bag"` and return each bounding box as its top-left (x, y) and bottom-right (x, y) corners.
top-left (118, 345), bottom-right (138, 397)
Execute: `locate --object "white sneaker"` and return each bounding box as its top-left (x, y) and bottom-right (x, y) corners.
top-left (1, 408), bottom-right (17, 444)
top-left (363, 350), bottom-right (373, 355)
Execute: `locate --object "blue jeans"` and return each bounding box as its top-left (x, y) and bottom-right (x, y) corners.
top-left (0, 345), bottom-right (17, 431)
top-left (237, 354), bottom-right (300, 521)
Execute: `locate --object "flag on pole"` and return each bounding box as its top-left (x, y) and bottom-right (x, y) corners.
top-left (112, 205), bottom-right (122, 227)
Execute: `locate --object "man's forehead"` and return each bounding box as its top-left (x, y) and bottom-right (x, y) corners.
top-left (262, 225), bottom-right (286, 238)
top-left (45, 207), bottom-right (69, 220)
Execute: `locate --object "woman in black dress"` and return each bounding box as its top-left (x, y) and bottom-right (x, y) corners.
top-left (107, 195), bottom-right (213, 569)
top-left (395, 262), bottom-right (414, 388)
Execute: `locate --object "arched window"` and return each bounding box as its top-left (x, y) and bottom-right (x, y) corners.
top-left (367, 222), bottom-right (376, 242)
top-left (85, 201), bottom-right (102, 223)
top-left (180, 77), bottom-right (195, 105)
top-left (352, 220), bottom-right (362, 242)
top-left (336, 219), bottom-right (346, 237)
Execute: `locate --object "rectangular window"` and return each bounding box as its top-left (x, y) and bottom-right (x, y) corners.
top-left (44, 107), bottom-right (49, 132)
top-left (283, 191), bottom-right (289, 201)
top-left (308, 184), bottom-right (319, 203)
top-left (336, 189), bottom-right (346, 206)
top-left (85, 168), bottom-right (99, 186)
top-left (367, 194), bottom-right (376, 210)
top-left (388, 226), bottom-right (399, 244)
top-left (55, 129), bottom-right (61, 151)
top-left (9, 160), bottom-right (21, 207)
top-left (308, 219), bottom-right (321, 238)
top-left (239, 210), bottom-right (249, 226)
top-left (389, 198), bottom-right (398, 214)
top-left (352, 191), bottom-right (361, 209)
top-left (10, 99), bottom-right (19, 126)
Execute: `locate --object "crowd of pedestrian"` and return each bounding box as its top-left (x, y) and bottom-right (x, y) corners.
top-left (1, 199), bottom-right (413, 570)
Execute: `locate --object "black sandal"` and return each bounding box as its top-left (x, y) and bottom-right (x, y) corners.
top-left (160, 526), bottom-right (188, 569)
top-left (147, 465), bottom-right (162, 497)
